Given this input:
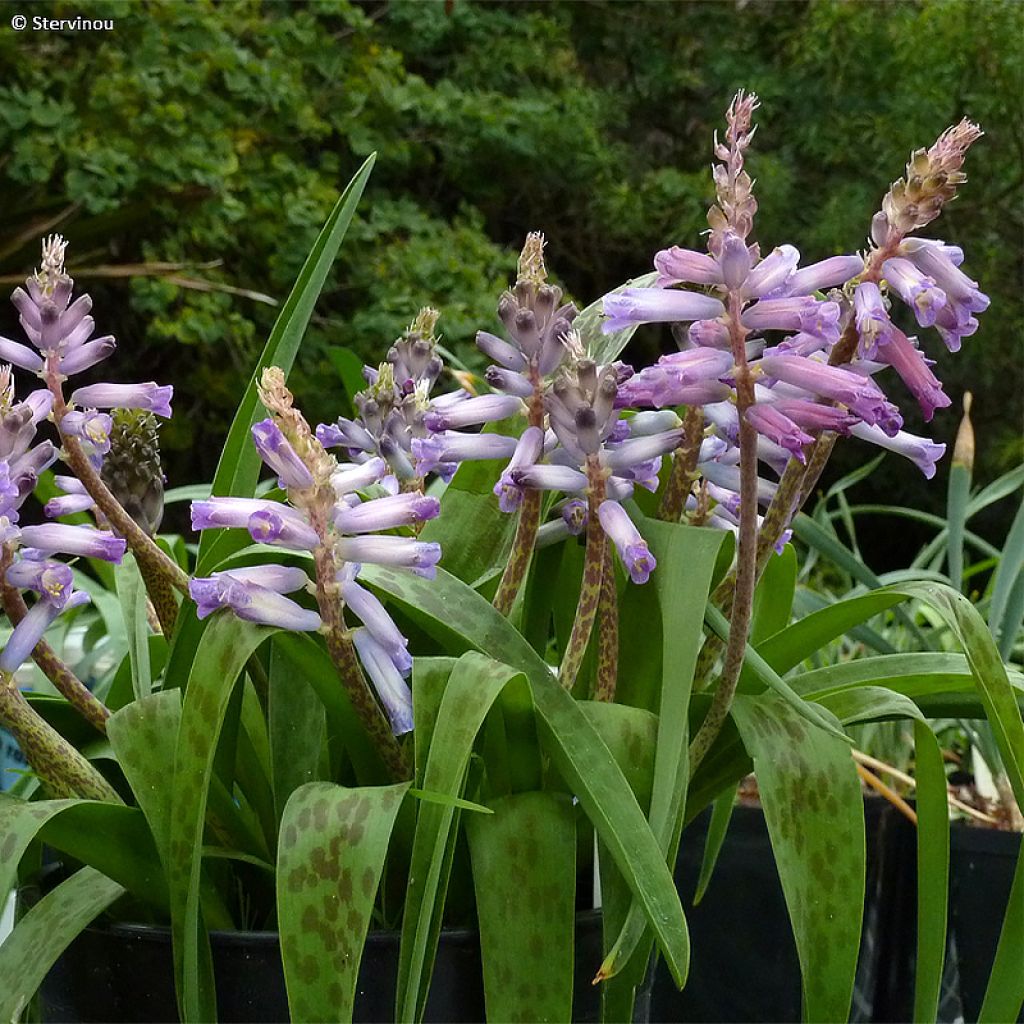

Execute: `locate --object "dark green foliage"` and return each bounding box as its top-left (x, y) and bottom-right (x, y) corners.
top-left (0, 0), bottom-right (1020, 512)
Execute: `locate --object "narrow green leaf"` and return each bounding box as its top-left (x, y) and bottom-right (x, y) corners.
top-left (115, 553), bottom-right (152, 700)
top-left (946, 462), bottom-right (972, 591)
top-left (362, 563), bottom-right (693, 988)
top-left (693, 786), bottom-right (736, 905)
top-left (978, 840), bottom-right (1024, 1023)
top-left (277, 781), bottom-right (410, 1023)
top-left (988, 492), bottom-right (1024, 647)
top-left (750, 543), bottom-right (797, 644)
top-left (0, 867), bottom-right (124, 1022)
top-left (397, 652), bottom-right (525, 1022)
top-left (197, 154), bottom-right (376, 573)
top-left (731, 692), bottom-right (864, 1023)
top-left (168, 615), bottom-right (278, 1022)
top-left (467, 791), bottom-right (577, 1024)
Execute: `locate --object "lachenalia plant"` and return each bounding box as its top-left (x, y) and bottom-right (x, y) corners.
top-left (601, 91), bottom-right (986, 770)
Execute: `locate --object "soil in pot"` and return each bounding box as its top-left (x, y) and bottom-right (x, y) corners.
top-left (650, 794), bottom-right (887, 1024)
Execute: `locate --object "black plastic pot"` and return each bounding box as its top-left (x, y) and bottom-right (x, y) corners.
top-left (650, 797), bottom-right (887, 1024)
top-left (32, 899), bottom-right (647, 1023)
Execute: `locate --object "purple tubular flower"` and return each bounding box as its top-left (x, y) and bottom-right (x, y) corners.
top-left (932, 302), bottom-right (979, 354)
top-left (0, 590), bottom-right (90, 674)
top-left (411, 432), bottom-right (518, 476)
top-left (602, 288), bottom-right (726, 334)
top-left (70, 382), bottom-right (173, 419)
top-left (597, 500), bottom-right (656, 584)
top-left (744, 245), bottom-right (800, 298)
top-left (424, 394), bottom-right (522, 432)
top-left (763, 398), bottom-right (859, 435)
top-left (741, 297), bottom-right (841, 343)
top-left (477, 331), bottom-right (528, 371)
top-left (745, 405), bottom-right (814, 462)
top-left (903, 242), bottom-right (989, 314)
top-left (756, 354), bottom-right (902, 435)
top-left (351, 628), bottom-right (414, 736)
top-left (615, 369), bottom-right (731, 410)
top-left (877, 329), bottom-right (951, 422)
top-left (53, 474), bottom-right (87, 495)
top-left (764, 331), bottom-right (829, 358)
top-left (189, 574), bottom-right (322, 631)
top-left (58, 335), bottom-right (116, 375)
top-left (657, 347), bottom-right (735, 385)
top-left (882, 258), bottom-right (947, 328)
top-left (335, 536), bottom-right (442, 577)
top-left (341, 579), bottom-right (412, 675)
top-left (8, 441), bottom-right (58, 499)
top-left (853, 282), bottom-right (897, 358)
top-left (19, 523), bottom-right (126, 563)
top-left (0, 334), bottom-right (44, 372)
top-left (251, 419), bottom-right (314, 491)
top-left (511, 464), bottom-right (588, 494)
top-left (5, 559), bottom-right (74, 608)
top-left (653, 246), bottom-right (724, 287)
top-left (781, 255), bottom-right (864, 297)
top-left (602, 429), bottom-right (684, 471)
top-left (191, 496), bottom-right (308, 532)
top-left (698, 461), bottom-right (778, 506)
top-left (25, 390), bottom-right (54, 426)
top-left (45, 493), bottom-right (96, 518)
top-left (688, 319), bottom-right (730, 348)
top-left (334, 493), bottom-right (440, 534)
top-left (214, 564), bottom-right (311, 594)
top-left (849, 422), bottom-right (946, 478)
top-left (331, 457), bottom-right (389, 496)
top-left (247, 508), bottom-right (320, 551)
top-left (719, 232), bottom-right (753, 291)
top-left (315, 422), bottom-right (346, 449)
top-left (560, 498), bottom-right (588, 535)
top-left (485, 366), bottom-right (534, 398)
top-left (613, 458), bottom-right (662, 493)
top-left (494, 426), bottom-right (545, 512)
top-left (60, 410), bottom-right (113, 454)
top-left (626, 411), bottom-right (682, 437)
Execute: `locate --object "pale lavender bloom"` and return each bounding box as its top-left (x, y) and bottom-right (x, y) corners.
top-left (341, 579), bottom-right (412, 674)
top-left (476, 331), bottom-right (528, 371)
top-left (741, 296), bottom-right (841, 343)
top-left (688, 319), bottom-right (730, 348)
top-left (745, 405), bottom-right (814, 462)
top-left (24, 390), bottom-right (54, 425)
top-left (484, 366), bottom-right (534, 398)
top-left (719, 232), bottom-right (753, 291)
top-left (331, 457), bottom-right (389, 496)
top-left (932, 302), bottom-right (979, 354)
top-left (58, 335), bottom-right (116, 375)
top-left (602, 288), bottom-right (726, 334)
top-left (764, 331), bottom-right (829, 358)
top-left (44, 493), bottom-right (96, 518)
top-left (601, 429), bottom-right (684, 472)
top-left (189, 573), bottom-right (321, 631)
top-left (762, 398), bottom-right (859, 435)
top-left (697, 460), bottom-right (778, 506)
top-left (756, 354), bottom-right (903, 435)
top-left (54, 474), bottom-right (87, 495)
top-left (191, 496), bottom-right (309, 532)
top-left (744, 245), bottom-right (800, 298)
top-left (334, 493), bottom-right (440, 534)
top-left (205, 564), bottom-right (311, 594)
top-left (881, 257), bottom-right (947, 328)
top-left (849, 422), bottom-right (946, 478)
top-left (614, 369), bottom-right (731, 411)
top-left (411, 432), bottom-right (518, 477)
top-left (0, 590), bottom-right (90, 674)
top-left (247, 508), bottom-right (320, 551)
top-left (780, 255), bottom-right (863, 297)
top-left (5, 559), bottom-right (74, 608)
top-left (70, 382), bottom-right (173, 419)
top-left (903, 242), bottom-right (989, 314)
top-left (876, 329), bottom-right (950, 421)
top-left (60, 410), bottom-right (113, 454)
top-left (494, 426), bottom-right (545, 512)
top-left (656, 347), bottom-right (736, 384)
top-left (19, 523), bottom-right (126, 563)
top-left (424, 394), bottom-right (522, 432)
top-left (252, 419), bottom-right (314, 491)
top-left (8, 441), bottom-right (58, 501)
top-left (334, 535), bottom-right (441, 577)
top-left (0, 335), bottom-right (43, 372)
top-left (560, 498), bottom-right (588, 535)
top-left (625, 411), bottom-right (683, 437)
top-left (511, 464), bottom-right (588, 494)
top-left (653, 246), bottom-right (724, 287)
top-left (597, 500), bottom-right (656, 584)
top-left (351, 628), bottom-right (414, 736)
top-left (613, 458), bottom-right (662, 493)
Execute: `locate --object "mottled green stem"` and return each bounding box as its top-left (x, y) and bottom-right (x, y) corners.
top-left (0, 671), bottom-right (119, 801)
top-left (657, 405), bottom-right (706, 523)
top-left (559, 462), bottom-right (607, 690)
top-left (493, 391), bottom-right (545, 616)
top-left (136, 553), bottom-right (180, 636)
top-left (689, 292), bottom-right (758, 774)
top-left (312, 545), bottom-right (411, 782)
top-left (592, 542), bottom-right (619, 702)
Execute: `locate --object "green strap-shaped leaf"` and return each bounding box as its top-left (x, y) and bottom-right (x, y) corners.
top-left (979, 842), bottom-right (1024, 1023)
top-left (731, 692), bottom-right (864, 1023)
top-left (197, 155), bottom-right (376, 573)
top-left (750, 542), bottom-right (798, 644)
top-left (361, 564), bottom-right (692, 989)
top-left (277, 781), bottom-right (410, 1023)
top-left (467, 791), bottom-right (577, 1024)
top-left (115, 553), bottom-right (153, 699)
top-left (989, 492), bottom-right (1024, 652)
top-left (693, 785), bottom-right (736, 906)
top-left (578, 271), bottom-right (658, 365)
top-left (168, 614), bottom-right (277, 1022)
top-left (0, 867), bottom-right (125, 1022)
top-left (411, 658), bottom-right (457, 786)
top-left (397, 651), bottom-right (525, 1022)
top-left (0, 794), bottom-right (79, 900)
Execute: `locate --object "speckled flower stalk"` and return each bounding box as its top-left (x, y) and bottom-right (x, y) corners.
top-left (593, 540), bottom-right (619, 702)
top-left (657, 405), bottom-right (707, 522)
top-left (487, 233), bottom-right (578, 615)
